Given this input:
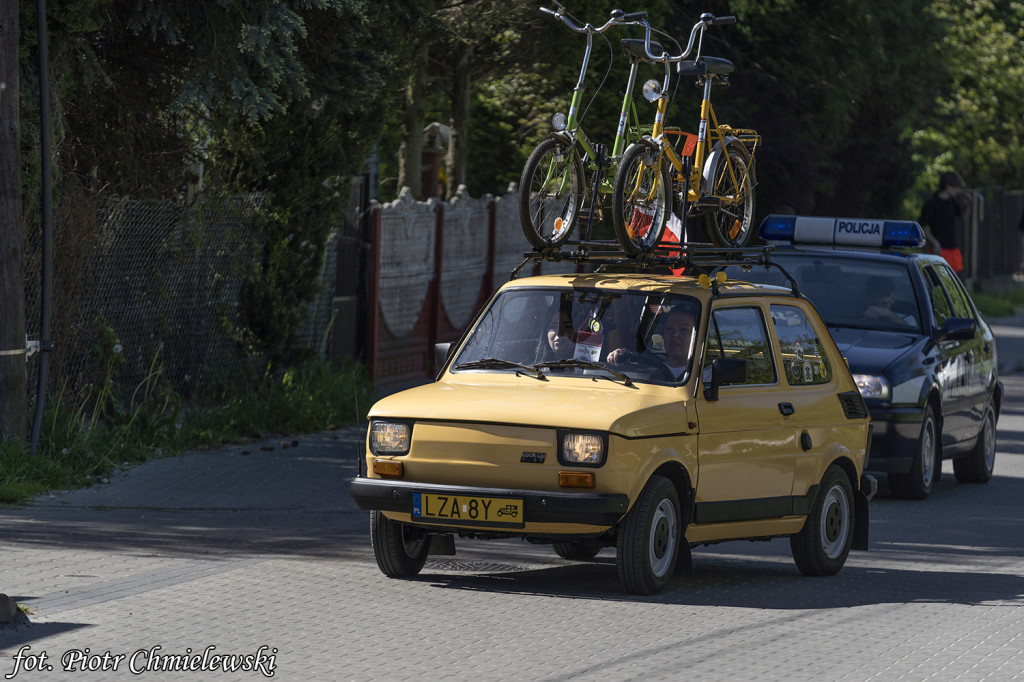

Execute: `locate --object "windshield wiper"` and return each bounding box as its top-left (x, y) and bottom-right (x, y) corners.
top-left (535, 359), bottom-right (634, 387)
top-left (453, 358), bottom-right (546, 379)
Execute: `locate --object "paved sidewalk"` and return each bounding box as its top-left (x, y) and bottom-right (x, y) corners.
top-left (0, 429), bottom-right (372, 680)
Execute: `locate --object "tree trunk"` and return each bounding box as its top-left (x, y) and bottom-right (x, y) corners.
top-left (397, 42), bottom-right (428, 200)
top-left (0, 2), bottom-right (27, 439)
top-left (445, 43), bottom-right (472, 199)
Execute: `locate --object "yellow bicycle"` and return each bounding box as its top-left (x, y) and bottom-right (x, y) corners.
top-left (612, 13), bottom-right (759, 255)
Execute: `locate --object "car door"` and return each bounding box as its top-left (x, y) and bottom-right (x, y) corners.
top-left (921, 262), bottom-right (987, 446)
top-left (693, 302), bottom-right (801, 524)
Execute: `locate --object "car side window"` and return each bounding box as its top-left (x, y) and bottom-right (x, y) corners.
top-left (770, 305), bottom-right (832, 385)
top-left (703, 306), bottom-right (776, 385)
top-left (922, 265), bottom-right (953, 328)
top-left (933, 265), bottom-right (975, 319)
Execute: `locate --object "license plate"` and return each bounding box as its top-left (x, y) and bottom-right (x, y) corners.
top-left (412, 492), bottom-right (525, 528)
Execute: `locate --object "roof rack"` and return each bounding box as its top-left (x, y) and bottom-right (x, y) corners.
top-left (510, 239), bottom-right (802, 295)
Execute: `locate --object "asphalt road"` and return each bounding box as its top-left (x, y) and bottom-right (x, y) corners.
top-left (1, 364), bottom-right (1023, 680)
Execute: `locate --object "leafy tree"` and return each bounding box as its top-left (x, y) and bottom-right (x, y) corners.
top-left (726, 0), bottom-right (943, 217)
top-left (18, 0), bottom-right (431, 361)
top-left (908, 0), bottom-right (1024, 207)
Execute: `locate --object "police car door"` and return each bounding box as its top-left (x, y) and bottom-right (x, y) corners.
top-left (694, 303), bottom-right (800, 524)
top-left (922, 262), bottom-right (985, 446)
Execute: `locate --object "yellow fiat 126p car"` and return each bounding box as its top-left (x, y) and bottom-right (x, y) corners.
top-left (350, 254), bottom-right (876, 595)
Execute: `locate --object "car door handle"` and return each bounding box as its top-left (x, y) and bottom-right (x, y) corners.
top-left (778, 402), bottom-right (795, 416)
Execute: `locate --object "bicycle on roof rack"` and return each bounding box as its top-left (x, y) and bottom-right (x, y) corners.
top-left (518, 2), bottom-right (682, 252)
top-left (612, 12), bottom-right (760, 255)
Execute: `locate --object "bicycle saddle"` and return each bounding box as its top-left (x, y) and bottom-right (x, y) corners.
top-left (620, 38), bottom-right (666, 63)
top-left (677, 57), bottom-right (734, 77)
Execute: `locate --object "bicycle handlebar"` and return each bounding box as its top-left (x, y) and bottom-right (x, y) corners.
top-left (639, 13), bottom-right (737, 63)
top-left (540, 5), bottom-right (650, 34)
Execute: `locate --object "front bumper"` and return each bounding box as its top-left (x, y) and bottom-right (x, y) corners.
top-left (866, 405), bottom-right (925, 474)
top-left (349, 477), bottom-right (630, 526)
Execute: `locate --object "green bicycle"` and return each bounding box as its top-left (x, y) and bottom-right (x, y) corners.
top-left (518, 3), bottom-right (679, 251)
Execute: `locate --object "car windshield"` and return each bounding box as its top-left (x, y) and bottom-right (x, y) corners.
top-left (452, 287), bottom-right (702, 385)
top-left (722, 255), bottom-right (922, 333)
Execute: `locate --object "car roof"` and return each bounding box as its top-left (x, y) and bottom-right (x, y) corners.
top-left (763, 243), bottom-right (943, 265)
top-left (500, 272), bottom-right (797, 300)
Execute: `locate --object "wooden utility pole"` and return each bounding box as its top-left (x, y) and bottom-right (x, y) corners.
top-left (0, 1), bottom-right (28, 439)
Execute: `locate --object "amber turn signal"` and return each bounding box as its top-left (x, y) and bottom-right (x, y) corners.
top-left (372, 459), bottom-right (404, 479)
top-left (559, 471), bottom-right (595, 488)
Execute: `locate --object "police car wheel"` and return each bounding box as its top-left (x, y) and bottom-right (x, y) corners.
top-left (370, 510), bottom-right (430, 578)
top-left (553, 540), bottom-right (601, 561)
top-left (889, 405), bottom-right (938, 500)
top-left (954, 404), bottom-right (996, 483)
top-left (617, 475), bottom-right (680, 595)
top-left (790, 465), bottom-right (854, 577)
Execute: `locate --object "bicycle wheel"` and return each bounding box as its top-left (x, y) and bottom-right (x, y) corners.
top-left (702, 139), bottom-right (756, 247)
top-left (519, 138), bottom-right (585, 250)
top-left (612, 142), bottom-right (672, 256)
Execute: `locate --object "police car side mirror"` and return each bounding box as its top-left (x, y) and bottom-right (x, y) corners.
top-left (935, 318), bottom-right (975, 343)
top-left (703, 357), bottom-right (747, 401)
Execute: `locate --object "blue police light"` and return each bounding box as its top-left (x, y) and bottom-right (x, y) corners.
top-left (881, 221), bottom-right (926, 247)
top-left (759, 215), bottom-right (925, 248)
top-left (759, 215), bottom-right (796, 241)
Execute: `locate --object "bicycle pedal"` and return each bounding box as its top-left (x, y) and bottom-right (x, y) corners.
top-left (695, 197), bottom-right (723, 209)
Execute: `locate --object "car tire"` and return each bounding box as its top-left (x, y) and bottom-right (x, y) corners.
top-left (369, 510), bottom-right (430, 578)
top-left (889, 404), bottom-right (939, 500)
top-left (954, 403), bottom-right (996, 483)
top-left (790, 465), bottom-right (854, 577)
top-left (616, 475), bottom-right (681, 595)
top-left (553, 541), bottom-right (601, 561)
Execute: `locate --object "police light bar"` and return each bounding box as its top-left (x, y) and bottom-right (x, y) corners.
top-left (759, 215), bottom-right (925, 248)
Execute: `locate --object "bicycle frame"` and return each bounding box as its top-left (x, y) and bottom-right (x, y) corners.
top-left (543, 5), bottom-right (658, 191)
top-left (632, 16), bottom-right (756, 211)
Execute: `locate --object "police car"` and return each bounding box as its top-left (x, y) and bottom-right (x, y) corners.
top-left (719, 215), bottom-right (1002, 499)
top-left (351, 257), bottom-right (876, 595)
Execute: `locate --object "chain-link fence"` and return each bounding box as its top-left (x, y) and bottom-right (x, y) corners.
top-left (23, 194), bottom-right (337, 405)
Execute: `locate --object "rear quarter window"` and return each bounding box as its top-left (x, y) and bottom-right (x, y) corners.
top-left (770, 304), bottom-right (832, 385)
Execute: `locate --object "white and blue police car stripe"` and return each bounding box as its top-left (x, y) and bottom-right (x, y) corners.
top-left (759, 215), bottom-right (926, 248)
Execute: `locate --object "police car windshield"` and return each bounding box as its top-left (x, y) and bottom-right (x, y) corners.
top-left (452, 288), bottom-right (702, 385)
top-left (722, 256), bottom-right (922, 333)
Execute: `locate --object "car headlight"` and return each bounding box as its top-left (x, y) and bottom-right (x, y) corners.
top-left (853, 374), bottom-right (891, 400)
top-left (559, 431), bottom-right (606, 466)
top-left (369, 420), bottom-right (412, 455)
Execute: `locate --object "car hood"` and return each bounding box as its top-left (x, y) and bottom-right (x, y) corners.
top-left (368, 378), bottom-right (691, 439)
top-left (828, 326), bottom-right (924, 374)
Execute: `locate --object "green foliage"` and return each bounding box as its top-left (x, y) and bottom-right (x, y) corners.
top-left (0, 355), bottom-right (374, 506)
top-left (20, 0), bottom-right (432, 358)
top-left (970, 287), bottom-right (1024, 319)
top-left (909, 0), bottom-right (1024, 204)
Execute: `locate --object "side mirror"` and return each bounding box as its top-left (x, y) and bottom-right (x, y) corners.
top-left (434, 343), bottom-right (453, 373)
top-left (935, 317), bottom-right (975, 343)
top-left (703, 357), bottom-right (746, 401)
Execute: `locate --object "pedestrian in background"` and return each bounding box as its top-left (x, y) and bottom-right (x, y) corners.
top-left (918, 170), bottom-right (970, 275)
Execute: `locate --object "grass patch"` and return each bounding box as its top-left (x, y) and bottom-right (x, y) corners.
top-left (970, 287), bottom-right (1024, 319)
top-left (0, 357), bottom-right (373, 505)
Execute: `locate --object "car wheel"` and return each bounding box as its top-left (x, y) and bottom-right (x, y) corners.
top-left (369, 510), bottom-right (430, 578)
top-left (617, 475), bottom-right (680, 595)
top-left (790, 465), bottom-right (854, 576)
top-left (954, 404), bottom-right (996, 483)
top-left (553, 541), bottom-right (601, 561)
top-left (889, 405), bottom-right (938, 499)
